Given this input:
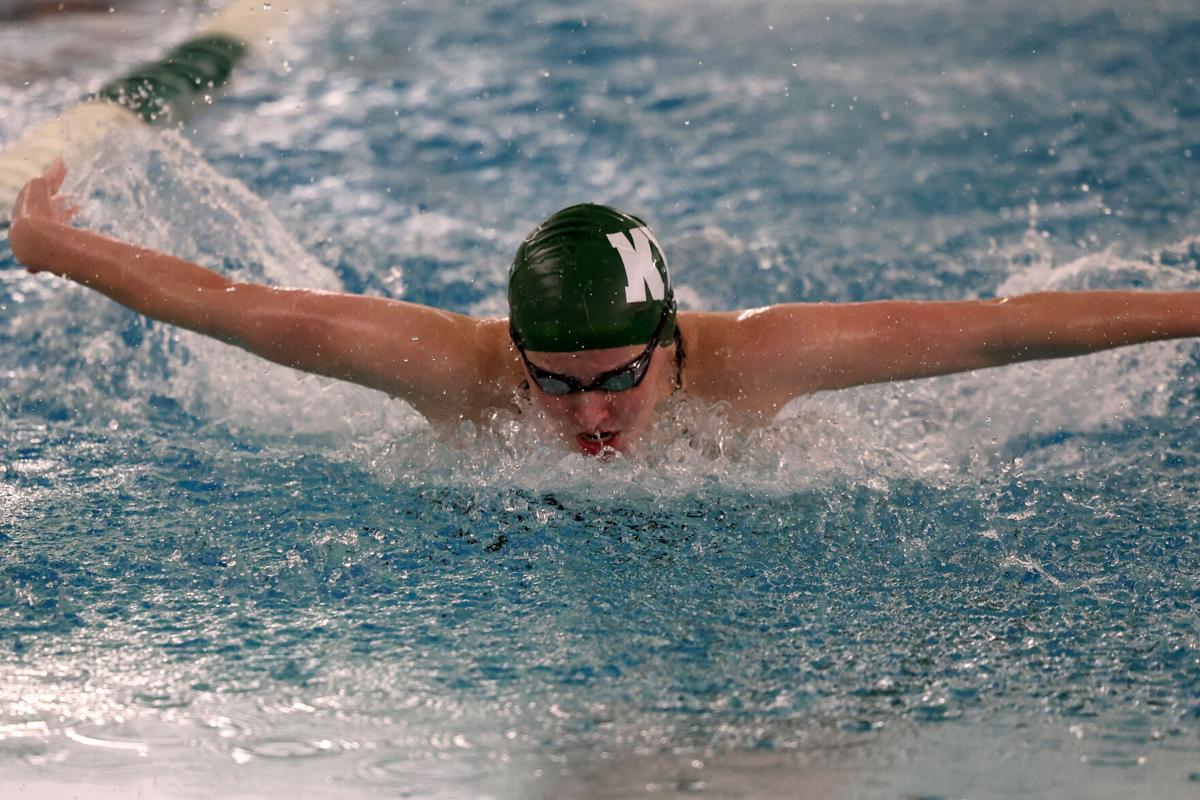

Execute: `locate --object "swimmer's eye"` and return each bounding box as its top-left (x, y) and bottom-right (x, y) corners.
top-left (513, 300), bottom-right (672, 395)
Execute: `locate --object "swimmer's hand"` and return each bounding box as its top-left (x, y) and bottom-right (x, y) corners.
top-left (10, 159), bottom-right (80, 272)
top-left (7, 163), bottom-right (512, 423)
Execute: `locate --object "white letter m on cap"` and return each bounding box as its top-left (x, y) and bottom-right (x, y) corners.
top-left (607, 227), bottom-right (666, 303)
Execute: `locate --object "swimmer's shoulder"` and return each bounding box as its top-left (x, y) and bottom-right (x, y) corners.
top-left (679, 304), bottom-right (833, 363)
top-left (677, 306), bottom-right (827, 416)
top-left (676, 310), bottom-right (748, 404)
top-left (472, 315), bottom-right (525, 399)
top-left (678, 308), bottom-right (779, 363)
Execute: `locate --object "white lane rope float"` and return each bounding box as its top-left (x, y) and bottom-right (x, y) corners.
top-left (0, 0), bottom-right (327, 221)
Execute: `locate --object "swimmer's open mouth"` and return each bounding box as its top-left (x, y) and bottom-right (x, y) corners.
top-left (577, 430), bottom-right (619, 456)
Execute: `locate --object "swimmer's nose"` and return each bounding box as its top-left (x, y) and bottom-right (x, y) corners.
top-left (570, 391), bottom-right (611, 430)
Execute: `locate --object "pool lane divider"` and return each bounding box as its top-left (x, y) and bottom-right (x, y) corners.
top-left (95, 34), bottom-right (248, 125)
top-left (0, 0), bottom-right (327, 217)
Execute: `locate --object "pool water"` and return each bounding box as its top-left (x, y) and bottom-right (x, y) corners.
top-left (2, 1), bottom-right (1199, 797)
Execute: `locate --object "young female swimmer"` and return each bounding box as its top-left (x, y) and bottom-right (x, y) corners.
top-left (10, 162), bottom-right (1200, 456)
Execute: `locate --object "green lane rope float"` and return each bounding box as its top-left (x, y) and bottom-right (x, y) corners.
top-left (0, 0), bottom-right (325, 216)
top-left (94, 35), bottom-right (248, 125)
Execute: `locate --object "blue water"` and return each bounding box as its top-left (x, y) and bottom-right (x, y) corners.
top-left (2, 1), bottom-right (1200, 797)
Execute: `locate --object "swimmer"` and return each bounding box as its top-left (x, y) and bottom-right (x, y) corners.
top-left (9, 161), bottom-right (1200, 456)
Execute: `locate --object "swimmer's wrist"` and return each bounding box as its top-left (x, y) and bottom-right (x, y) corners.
top-left (10, 216), bottom-right (90, 279)
top-left (9, 216), bottom-right (53, 273)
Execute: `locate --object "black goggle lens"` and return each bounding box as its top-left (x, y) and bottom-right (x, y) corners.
top-left (536, 375), bottom-right (575, 396)
top-left (528, 362), bottom-right (642, 396)
top-left (513, 299), bottom-right (674, 396)
top-left (598, 370), bottom-right (639, 392)
top-left (525, 339), bottom-right (654, 395)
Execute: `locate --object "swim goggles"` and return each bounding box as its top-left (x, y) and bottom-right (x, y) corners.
top-left (511, 299), bottom-right (676, 396)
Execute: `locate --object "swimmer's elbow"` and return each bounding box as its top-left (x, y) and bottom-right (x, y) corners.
top-left (204, 286), bottom-right (325, 360)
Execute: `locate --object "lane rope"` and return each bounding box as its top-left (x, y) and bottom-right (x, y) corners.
top-left (0, 0), bottom-right (326, 216)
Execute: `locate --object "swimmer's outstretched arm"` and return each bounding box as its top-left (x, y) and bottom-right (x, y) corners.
top-left (689, 292), bottom-right (1200, 414)
top-left (8, 163), bottom-right (517, 423)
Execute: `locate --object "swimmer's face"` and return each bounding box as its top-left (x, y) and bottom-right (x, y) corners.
top-left (520, 343), bottom-right (677, 456)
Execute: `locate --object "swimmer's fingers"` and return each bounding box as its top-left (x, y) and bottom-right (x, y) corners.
top-left (51, 194), bottom-right (80, 224)
top-left (11, 174), bottom-right (50, 223)
top-left (10, 161), bottom-right (74, 275)
top-left (44, 159), bottom-right (67, 193)
top-left (11, 160), bottom-right (72, 224)
top-left (44, 160), bottom-right (77, 222)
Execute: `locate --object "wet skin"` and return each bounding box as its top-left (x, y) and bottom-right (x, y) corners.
top-left (519, 343), bottom-right (679, 455)
top-left (16, 164), bottom-right (1200, 455)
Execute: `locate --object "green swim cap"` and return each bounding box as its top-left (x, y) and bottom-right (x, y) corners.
top-left (508, 203), bottom-right (676, 352)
